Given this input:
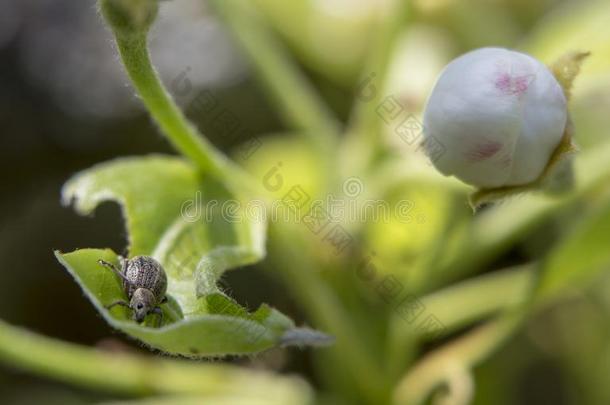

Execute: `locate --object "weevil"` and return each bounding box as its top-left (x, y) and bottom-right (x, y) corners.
top-left (98, 255), bottom-right (168, 326)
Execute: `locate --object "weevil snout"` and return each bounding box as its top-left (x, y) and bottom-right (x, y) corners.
top-left (130, 288), bottom-right (155, 323)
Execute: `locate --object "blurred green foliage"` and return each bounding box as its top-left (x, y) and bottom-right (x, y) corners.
top-left (2, 0), bottom-right (610, 404)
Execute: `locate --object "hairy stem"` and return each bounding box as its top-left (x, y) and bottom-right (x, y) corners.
top-left (110, 31), bottom-right (254, 193)
top-left (114, 35), bottom-right (221, 173)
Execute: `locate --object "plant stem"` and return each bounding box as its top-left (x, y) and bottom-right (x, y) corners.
top-left (341, 0), bottom-right (409, 176)
top-left (114, 34), bottom-right (220, 174)
top-left (421, 264), bottom-right (534, 335)
top-left (111, 32), bottom-right (254, 193)
top-left (392, 312), bottom-right (524, 405)
top-left (438, 140), bottom-right (610, 285)
top-left (385, 264), bottom-right (534, 380)
top-left (0, 319), bottom-right (310, 402)
top-left (268, 224), bottom-right (389, 404)
top-left (209, 0), bottom-right (339, 154)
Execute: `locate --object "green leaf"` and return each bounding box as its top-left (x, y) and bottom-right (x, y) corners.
top-left (56, 249), bottom-right (291, 356)
top-left (538, 197), bottom-right (610, 302)
top-left (439, 139), bottom-right (610, 283)
top-left (59, 155), bottom-right (328, 356)
top-left (0, 318), bottom-right (313, 403)
top-left (61, 155), bottom-right (199, 256)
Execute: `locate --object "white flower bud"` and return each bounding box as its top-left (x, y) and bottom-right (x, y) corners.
top-left (423, 47), bottom-right (568, 188)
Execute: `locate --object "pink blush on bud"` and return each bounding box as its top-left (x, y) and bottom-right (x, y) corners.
top-left (424, 47), bottom-right (568, 188)
top-left (495, 73), bottom-right (512, 93)
top-left (465, 140), bottom-right (503, 162)
top-left (514, 76), bottom-right (530, 94)
top-left (495, 73), bottom-right (531, 96)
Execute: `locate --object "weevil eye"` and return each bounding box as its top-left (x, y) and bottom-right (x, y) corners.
top-left (136, 303), bottom-right (143, 310)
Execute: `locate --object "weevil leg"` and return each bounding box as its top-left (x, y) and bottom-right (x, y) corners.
top-left (152, 307), bottom-right (163, 327)
top-left (106, 300), bottom-right (130, 310)
top-left (118, 256), bottom-right (128, 275)
top-left (98, 259), bottom-right (131, 284)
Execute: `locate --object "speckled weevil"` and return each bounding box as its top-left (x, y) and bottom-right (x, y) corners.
top-left (98, 255), bottom-right (168, 326)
